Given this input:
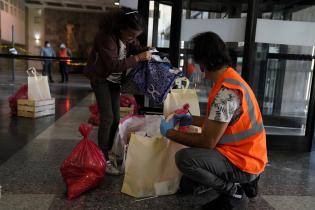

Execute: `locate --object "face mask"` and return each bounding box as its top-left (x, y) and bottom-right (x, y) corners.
top-left (46, 44), bottom-right (51, 48)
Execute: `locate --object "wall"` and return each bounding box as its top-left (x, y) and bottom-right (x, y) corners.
top-left (0, 0), bottom-right (27, 77)
top-left (27, 7), bottom-right (45, 69)
top-left (44, 9), bottom-right (104, 58)
top-left (0, 0), bottom-right (26, 44)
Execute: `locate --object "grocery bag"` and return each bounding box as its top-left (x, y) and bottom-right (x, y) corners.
top-left (88, 103), bottom-right (100, 126)
top-left (60, 124), bottom-right (106, 200)
top-left (27, 67), bottom-right (51, 100)
top-left (163, 77), bottom-right (200, 117)
top-left (132, 60), bottom-right (180, 104)
top-left (121, 133), bottom-right (185, 198)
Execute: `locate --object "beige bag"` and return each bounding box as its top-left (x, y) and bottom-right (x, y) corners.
top-left (163, 77), bottom-right (200, 117)
top-left (27, 67), bottom-right (51, 100)
top-left (121, 133), bottom-right (185, 198)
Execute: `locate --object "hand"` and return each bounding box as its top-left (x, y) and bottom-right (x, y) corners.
top-left (173, 114), bottom-right (193, 126)
top-left (136, 51), bottom-right (152, 61)
top-left (160, 118), bottom-right (176, 137)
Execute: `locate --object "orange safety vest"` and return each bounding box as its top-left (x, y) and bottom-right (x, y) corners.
top-left (206, 67), bottom-right (268, 174)
top-left (59, 48), bottom-right (70, 65)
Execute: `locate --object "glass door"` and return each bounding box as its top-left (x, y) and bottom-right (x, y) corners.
top-left (253, 1), bottom-right (315, 150)
top-left (179, 0), bottom-right (248, 115)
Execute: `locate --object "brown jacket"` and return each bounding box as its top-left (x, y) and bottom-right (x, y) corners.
top-left (84, 31), bottom-right (144, 84)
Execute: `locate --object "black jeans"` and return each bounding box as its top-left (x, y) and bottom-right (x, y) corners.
top-left (175, 148), bottom-right (257, 195)
top-left (91, 81), bottom-right (120, 160)
top-left (43, 61), bottom-right (53, 82)
top-left (59, 62), bottom-right (68, 82)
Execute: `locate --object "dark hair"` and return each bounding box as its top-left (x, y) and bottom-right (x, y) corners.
top-left (192, 32), bottom-right (231, 71)
top-left (99, 7), bottom-right (146, 35)
top-left (45, 41), bottom-right (49, 45)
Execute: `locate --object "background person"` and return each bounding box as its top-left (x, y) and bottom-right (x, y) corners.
top-left (40, 41), bottom-right (56, 83)
top-left (58, 43), bottom-right (72, 83)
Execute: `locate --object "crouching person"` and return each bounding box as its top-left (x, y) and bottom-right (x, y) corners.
top-left (160, 32), bottom-right (267, 210)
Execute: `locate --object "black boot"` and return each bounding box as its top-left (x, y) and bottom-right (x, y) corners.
top-left (241, 175), bottom-right (260, 198)
top-left (202, 185), bottom-right (249, 210)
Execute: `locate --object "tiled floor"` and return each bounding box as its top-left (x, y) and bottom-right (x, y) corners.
top-left (0, 72), bottom-right (315, 210)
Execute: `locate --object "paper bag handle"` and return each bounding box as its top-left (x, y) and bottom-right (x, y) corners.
top-left (175, 77), bottom-right (190, 89)
top-left (26, 67), bottom-right (39, 78)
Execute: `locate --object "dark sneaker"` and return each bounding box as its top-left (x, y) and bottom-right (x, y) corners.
top-left (202, 186), bottom-right (248, 210)
top-left (241, 175), bottom-right (260, 198)
top-left (231, 184), bottom-right (245, 199)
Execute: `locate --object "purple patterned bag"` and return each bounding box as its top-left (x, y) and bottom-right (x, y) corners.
top-left (133, 61), bottom-right (180, 104)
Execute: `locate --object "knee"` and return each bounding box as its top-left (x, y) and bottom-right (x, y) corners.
top-left (175, 148), bottom-right (193, 172)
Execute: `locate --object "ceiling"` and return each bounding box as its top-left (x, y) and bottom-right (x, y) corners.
top-left (24, 0), bottom-right (315, 13)
top-left (24, 0), bottom-right (118, 12)
top-left (159, 0), bottom-right (315, 13)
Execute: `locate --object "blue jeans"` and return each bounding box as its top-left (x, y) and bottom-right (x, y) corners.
top-left (43, 61), bottom-right (53, 82)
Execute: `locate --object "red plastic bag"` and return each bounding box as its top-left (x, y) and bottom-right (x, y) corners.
top-left (120, 95), bottom-right (138, 114)
top-left (88, 114), bottom-right (100, 126)
top-left (8, 84), bottom-right (28, 116)
top-left (89, 103), bottom-right (99, 114)
top-left (88, 104), bottom-right (100, 126)
top-left (60, 124), bottom-right (106, 200)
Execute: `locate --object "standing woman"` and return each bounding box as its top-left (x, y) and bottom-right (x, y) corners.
top-left (84, 7), bottom-right (152, 175)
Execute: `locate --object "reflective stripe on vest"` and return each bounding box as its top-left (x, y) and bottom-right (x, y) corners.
top-left (219, 78), bottom-right (264, 144)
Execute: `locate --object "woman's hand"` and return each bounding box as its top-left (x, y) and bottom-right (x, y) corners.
top-left (135, 51), bottom-right (152, 62)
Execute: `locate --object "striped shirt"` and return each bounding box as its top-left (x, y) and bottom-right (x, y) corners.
top-left (106, 40), bottom-right (126, 84)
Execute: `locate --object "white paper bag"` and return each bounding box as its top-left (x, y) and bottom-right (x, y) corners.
top-left (121, 133), bottom-right (185, 198)
top-left (163, 77), bottom-right (200, 117)
top-left (27, 67), bottom-right (51, 100)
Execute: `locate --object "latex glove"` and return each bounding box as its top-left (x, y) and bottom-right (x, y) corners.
top-left (173, 114), bottom-right (193, 126)
top-left (160, 118), bottom-right (176, 137)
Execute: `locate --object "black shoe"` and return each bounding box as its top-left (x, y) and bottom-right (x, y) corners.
top-left (241, 175), bottom-right (260, 198)
top-left (59, 81), bottom-right (64, 83)
top-left (49, 80), bottom-right (54, 83)
top-left (202, 194), bottom-right (225, 210)
top-left (202, 187), bottom-right (248, 210)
